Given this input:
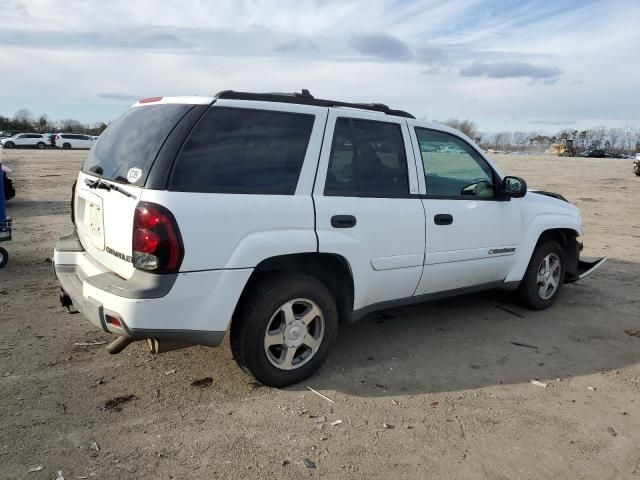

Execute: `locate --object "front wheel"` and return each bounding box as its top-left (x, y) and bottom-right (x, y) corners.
top-left (36, 142), bottom-right (46, 149)
top-left (3, 142), bottom-right (14, 149)
top-left (517, 240), bottom-right (565, 310)
top-left (0, 247), bottom-right (8, 268)
top-left (63, 143), bottom-right (71, 149)
top-left (231, 274), bottom-right (338, 387)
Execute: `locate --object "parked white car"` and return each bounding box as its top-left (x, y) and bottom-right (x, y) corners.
top-left (0, 133), bottom-right (48, 149)
top-left (55, 133), bottom-right (95, 149)
top-left (53, 90), bottom-right (606, 387)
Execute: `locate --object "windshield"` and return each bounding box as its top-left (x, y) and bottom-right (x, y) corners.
top-left (82, 104), bottom-right (193, 185)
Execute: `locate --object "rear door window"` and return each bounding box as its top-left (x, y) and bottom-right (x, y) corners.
top-left (324, 118), bottom-right (409, 197)
top-left (82, 104), bottom-right (193, 184)
top-left (169, 107), bottom-right (315, 194)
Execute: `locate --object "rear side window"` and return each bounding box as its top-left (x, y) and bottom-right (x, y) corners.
top-left (325, 118), bottom-right (409, 197)
top-left (170, 107), bottom-right (314, 194)
top-left (83, 104), bottom-right (192, 184)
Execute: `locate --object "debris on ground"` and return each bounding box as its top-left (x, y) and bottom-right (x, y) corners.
top-left (494, 303), bottom-right (526, 318)
top-left (391, 399), bottom-right (399, 405)
top-left (331, 419), bottom-right (343, 426)
top-left (530, 380), bottom-right (548, 388)
top-left (74, 340), bottom-right (107, 346)
top-left (28, 465), bottom-right (44, 472)
top-left (302, 458), bottom-right (316, 469)
top-left (306, 386), bottom-right (335, 403)
top-left (101, 395), bottom-right (136, 412)
top-left (383, 422), bottom-right (394, 429)
top-left (164, 369), bottom-right (176, 375)
top-left (89, 441), bottom-right (99, 452)
top-left (510, 341), bottom-right (539, 349)
top-left (114, 463), bottom-right (137, 473)
top-left (54, 471), bottom-right (64, 480)
top-left (314, 416), bottom-right (326, 423)
top-left (624, 329), bottom-right (640, 337)
top-left (430, 401), bottom-right (439, 407)
top-left (282, 460), bottom-right (290, 466)
top-left (606, 427), bottom-right (618, 437)
top-left (588, 386), bottom-right (596, 391)
top-left (190, 377), bottom-right (213, 388)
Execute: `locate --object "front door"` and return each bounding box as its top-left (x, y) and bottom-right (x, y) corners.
top-left (314, 111), bottom-right (425, 310)
top-left (409, 126), bottom-right (522, 295)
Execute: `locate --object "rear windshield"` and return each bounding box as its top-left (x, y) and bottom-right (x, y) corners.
top-left (169, 107), bottom-right (314, 194)
top-left (83, 104), bottom-right (192, 185)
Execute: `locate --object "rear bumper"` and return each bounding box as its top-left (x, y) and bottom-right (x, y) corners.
top-left (53, 229), bottom-right (252, 347)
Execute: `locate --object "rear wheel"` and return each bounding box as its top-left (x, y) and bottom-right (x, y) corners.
top-left (36, 142), bottom-right (46, 149)
top-left (517, 240), bottom-right (565, 310)
top-left (0, 247), bottom-right (8, 269)
top-left (63, 143), bottom-right (71, 149)
top-left (3, 142), bottom-right (14, 149)
top-left (230, 274), bottom-right (338, 387)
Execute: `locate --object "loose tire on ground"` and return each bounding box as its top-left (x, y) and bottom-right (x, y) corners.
top-left (230, 273), bottom-right (338, 387)
top-left (0, 247), bottom-right (8, 269)
top-left (517, 240), bottom-right (565, 310)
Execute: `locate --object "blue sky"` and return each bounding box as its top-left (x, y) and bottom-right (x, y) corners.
top-left (0, 0), bottom-right (638, 132)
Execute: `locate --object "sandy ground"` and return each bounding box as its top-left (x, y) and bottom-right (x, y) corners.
top-left (0, 149), bottom-right (639, 480)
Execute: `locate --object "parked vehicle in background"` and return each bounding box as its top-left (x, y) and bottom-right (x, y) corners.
top-left (53, 90), bottom-right (606, 387)
top-left (633, 155), bottom-right (640, 176)
top-left (55, 133), bottom-right (95, 150)
top-left (0, 130), bottom-right (22, 138)
top-left (579, 149), bottom-right (606, 158)
top-left (0, 133), bottom-right (48, 149)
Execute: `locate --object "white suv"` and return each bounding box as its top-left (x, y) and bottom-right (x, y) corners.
top-left (53, 90), bottom-right (605, 387)
top-left (0, 133), bottom-right (48, 149)
top-left (55, 133), bottom-right (95, 149)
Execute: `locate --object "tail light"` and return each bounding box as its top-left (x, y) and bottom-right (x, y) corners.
top-left (132, 202), bottom-right (183, 273)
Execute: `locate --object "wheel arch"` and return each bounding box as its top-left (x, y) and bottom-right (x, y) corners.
top-left (505, 215), bottom-right (581, 283)
top-left (233, 252), bottom-right (355, 323)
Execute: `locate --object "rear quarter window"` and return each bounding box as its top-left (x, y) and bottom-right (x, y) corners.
top-left (169, 107), bottom-right (315, 195)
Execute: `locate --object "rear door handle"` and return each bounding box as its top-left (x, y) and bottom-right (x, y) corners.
top-left (434, 214), bottom-right (453, 225)
top-left (331, 215), bottom-right (357, 228)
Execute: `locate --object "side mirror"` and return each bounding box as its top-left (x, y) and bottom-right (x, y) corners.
top-left (502, 176), bottom-right (527, 198)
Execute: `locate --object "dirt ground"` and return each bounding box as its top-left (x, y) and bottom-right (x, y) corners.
top-left (0, 149), bottom-right (639, 480)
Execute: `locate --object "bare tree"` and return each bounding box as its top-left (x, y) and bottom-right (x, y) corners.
top-left (589, 126), bottom-right (607, 149)
top-left (607, 127), bottom-right (624, 152)
top-left (512, 131), bottom-right (528, 151)
top-left (440, 118), bottom-right (478, 139)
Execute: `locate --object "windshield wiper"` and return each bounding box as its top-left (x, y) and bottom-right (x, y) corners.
top-left (85, 178), bottom-right (136, 199)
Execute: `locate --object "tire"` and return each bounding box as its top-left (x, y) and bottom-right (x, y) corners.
top-left (517, 240), bottom-right (565, 310)
top-left (63, 143), bottom-right (71, 150)
top-left (3, 142), bottom-right (14, 149)
top-left (0, 247), bottom-right (8, 269)
top-left (36, 142), bottom-right (46, 149)
top-left (230, 273), bottom-right (338, 387)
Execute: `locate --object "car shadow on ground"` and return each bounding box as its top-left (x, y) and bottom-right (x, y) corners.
top-left (293, 258), bottom-right (639, 397)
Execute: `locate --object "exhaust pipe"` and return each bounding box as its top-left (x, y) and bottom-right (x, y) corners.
top-left (146, 338), bottom-right (193, 354)
top-left (106, 335), bottom-right (134, 354)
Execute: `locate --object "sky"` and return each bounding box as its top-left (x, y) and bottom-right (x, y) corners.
top-left (0, 0), bottom-right (638, 133)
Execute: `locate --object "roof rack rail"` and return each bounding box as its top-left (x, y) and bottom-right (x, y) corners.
top-left (214, 90), bottom-right (415, 119)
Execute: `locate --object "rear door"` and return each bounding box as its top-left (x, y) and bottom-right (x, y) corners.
top-left (76, 102), bottom-right (198, 278)
top-left (314, 110), bottom-right (425, 310)
top-left (408, 125), bottom-right (521, 294)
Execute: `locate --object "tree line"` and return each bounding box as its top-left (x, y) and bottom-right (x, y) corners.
top-left (439, 119), bottom-right (640, 154)
top-left (0, 108), bottom-right (108, 136)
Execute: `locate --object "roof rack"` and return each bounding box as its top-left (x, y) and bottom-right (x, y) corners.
top-left (214, 90), bottom-right (415, 119)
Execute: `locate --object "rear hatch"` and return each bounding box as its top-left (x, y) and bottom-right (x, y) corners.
top-left (75, 101), bottom-right (198, 279)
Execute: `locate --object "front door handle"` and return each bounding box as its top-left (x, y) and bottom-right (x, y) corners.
top-left (434, 214), bottom-right (453, 225)
top-left (331, 215), bottom-right (357, 228)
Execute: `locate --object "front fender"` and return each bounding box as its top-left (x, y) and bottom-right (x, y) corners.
top-left (505, 213), bottom-right (581, 283)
